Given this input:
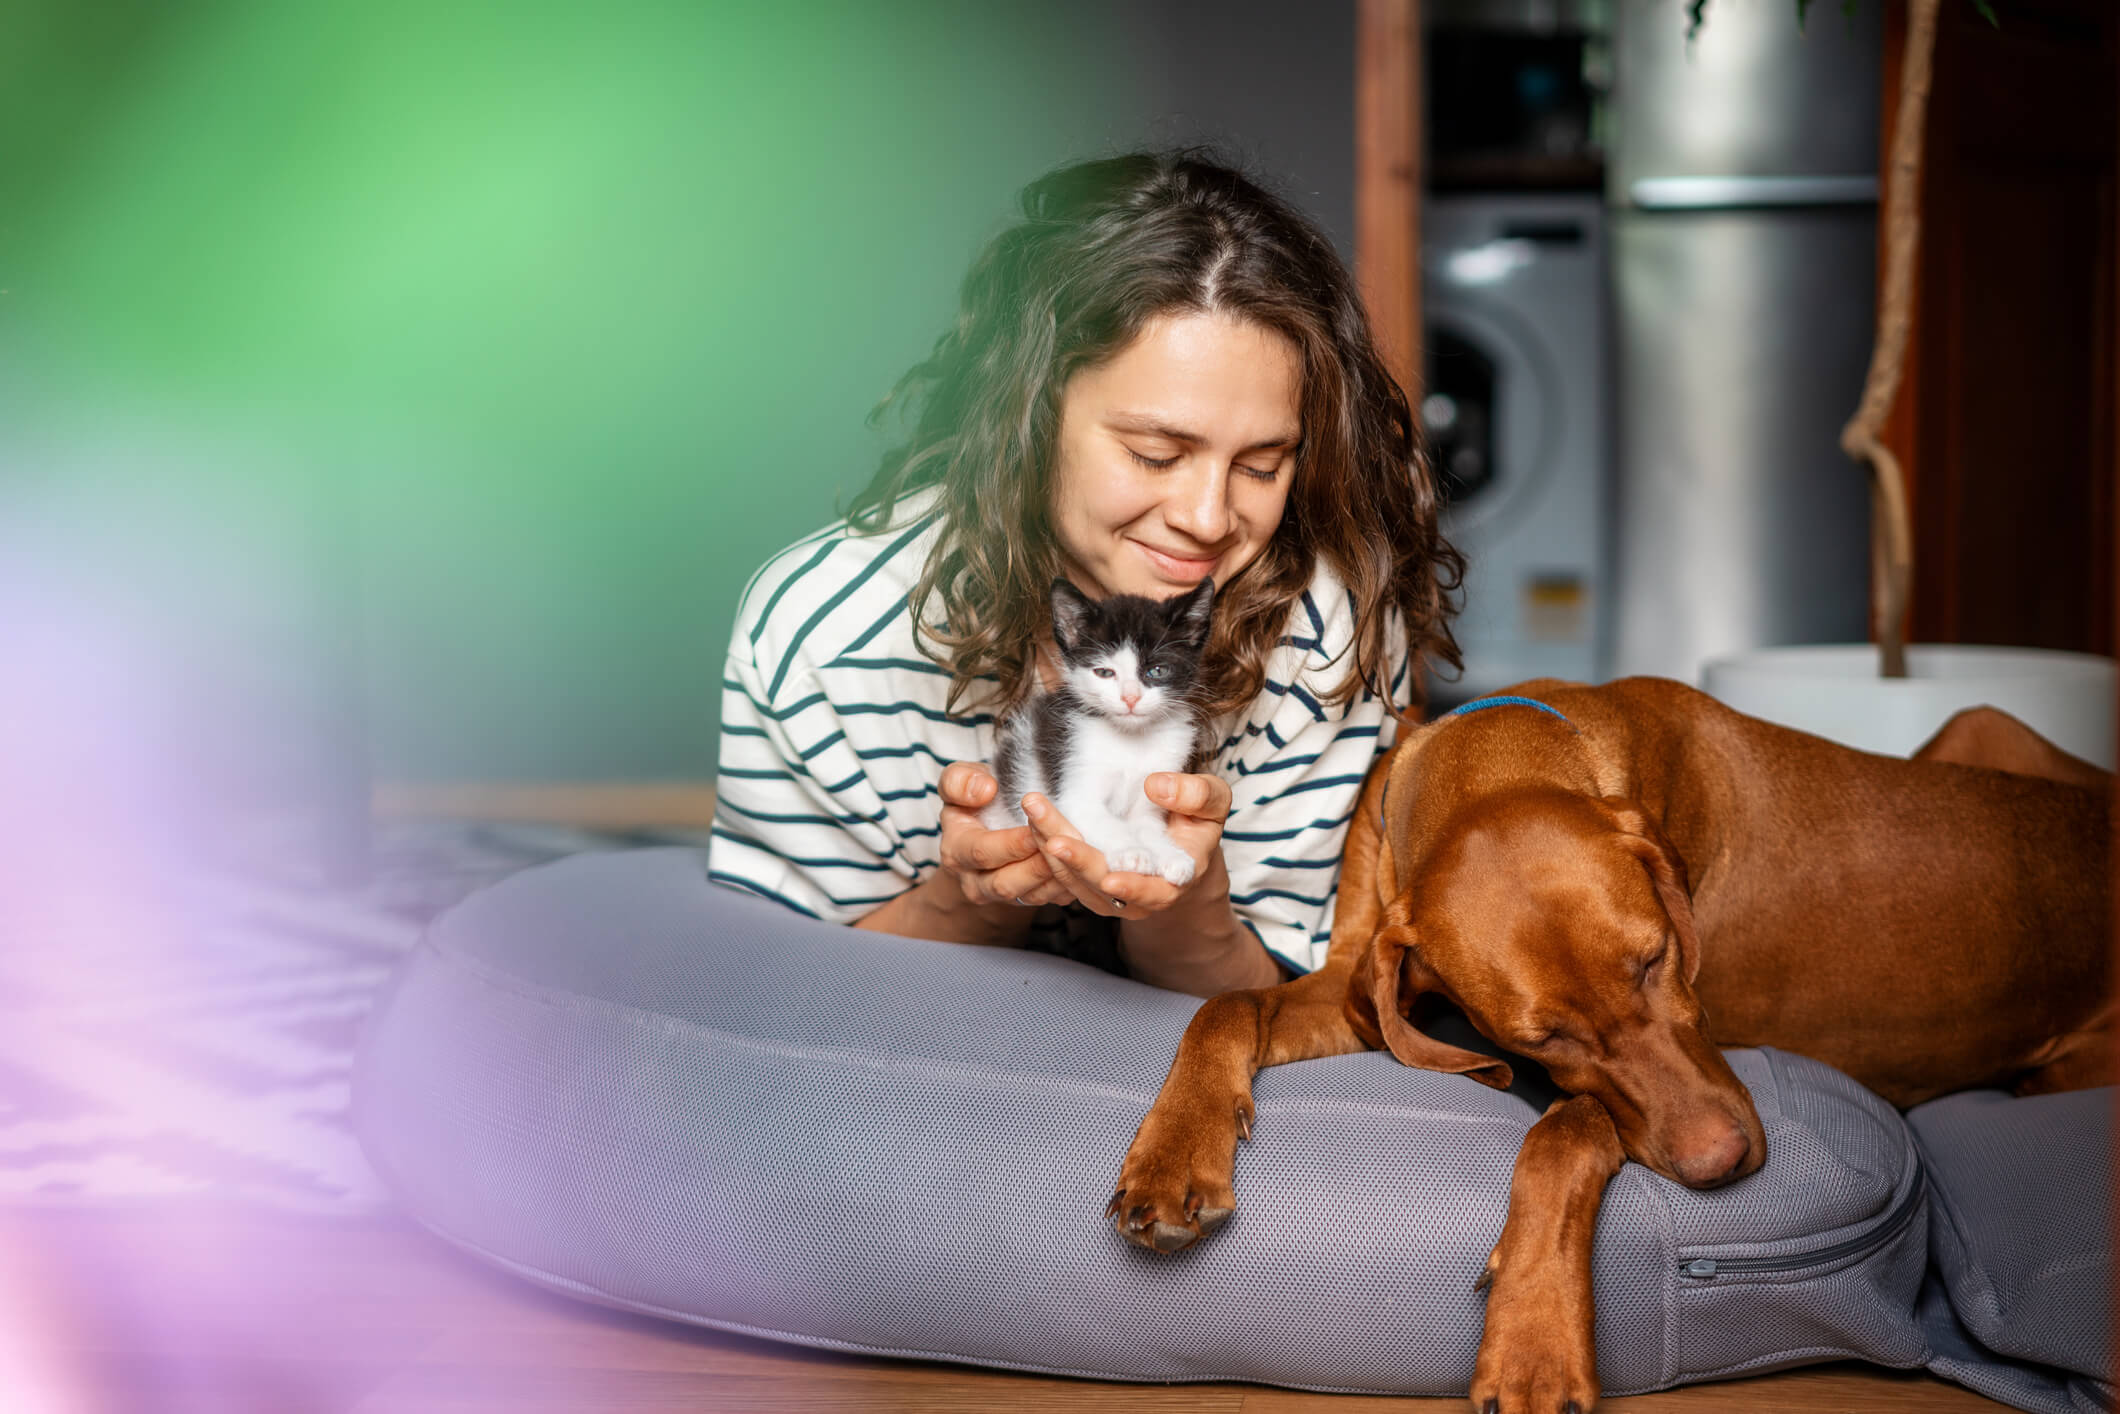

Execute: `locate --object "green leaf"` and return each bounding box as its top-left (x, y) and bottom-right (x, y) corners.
top-left (1968, 0), bottom-right (1999, 25)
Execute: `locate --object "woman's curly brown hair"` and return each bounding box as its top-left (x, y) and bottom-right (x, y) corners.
top-left (844, 150), bottom-right (1463, 725)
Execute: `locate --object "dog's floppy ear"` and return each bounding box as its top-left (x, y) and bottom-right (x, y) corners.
top-left (1344, 893), bottom-right (1514, 1090)
top-left (1603, 798), bottom-right (1702, 983)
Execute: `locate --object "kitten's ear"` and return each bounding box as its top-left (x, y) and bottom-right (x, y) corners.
top-left (1048, 577), bottom-right (1096, 653)
top-left (1168, 577), bottom-right (1215, 648)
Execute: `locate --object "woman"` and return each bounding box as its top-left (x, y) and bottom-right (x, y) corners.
top-left (710, 151), bottom-right (1462, 996)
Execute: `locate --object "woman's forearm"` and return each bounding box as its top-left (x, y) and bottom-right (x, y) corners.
top-left (1119, 854), bottom-right (1285, 996)
top-left (855, 868), bottom-right (1032, 947)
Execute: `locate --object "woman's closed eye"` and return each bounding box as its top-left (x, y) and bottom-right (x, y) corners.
top-left (1124, 446), bottom-right (1279, 481)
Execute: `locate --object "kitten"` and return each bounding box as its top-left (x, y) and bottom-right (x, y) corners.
top-left (980, 576), bottom-right (1217, 887)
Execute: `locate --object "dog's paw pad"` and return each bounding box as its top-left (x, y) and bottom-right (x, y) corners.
top-left (1148, 1222), bottom-right (1198, 1252)
top-left (1194, 1205), bottom-right (1233, 1233)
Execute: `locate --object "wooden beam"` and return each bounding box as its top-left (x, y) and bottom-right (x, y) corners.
top-left (1355, 0), bottom-right (1423, 413)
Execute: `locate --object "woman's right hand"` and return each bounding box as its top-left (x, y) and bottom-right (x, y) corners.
top-left (939, 762), bottom-right (1072, 909)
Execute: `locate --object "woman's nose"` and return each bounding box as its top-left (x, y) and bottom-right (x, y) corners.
top-left (1163, 465), bottom-right (1231, 546)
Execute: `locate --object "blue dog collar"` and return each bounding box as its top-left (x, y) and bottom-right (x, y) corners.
top-left (1444, 694), bottom-right (1578, 732)
top-left (1380, 694), bottom-right (1578, 821)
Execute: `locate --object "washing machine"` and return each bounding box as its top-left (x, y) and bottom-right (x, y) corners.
top-left (1421, 191), bottom-right (1611, 706)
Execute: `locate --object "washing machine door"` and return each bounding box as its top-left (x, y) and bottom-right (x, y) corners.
top-left (1421, 196), bottom-right (1610, 702)
top-left (1423, 293), bottom-right (1562, 537)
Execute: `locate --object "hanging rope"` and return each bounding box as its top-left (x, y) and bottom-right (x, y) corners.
top-left (1839, 0), bottom-right (1941, 679)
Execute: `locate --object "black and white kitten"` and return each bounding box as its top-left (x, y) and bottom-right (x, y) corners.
top-left (980, 576), bottom-right (1216, 886)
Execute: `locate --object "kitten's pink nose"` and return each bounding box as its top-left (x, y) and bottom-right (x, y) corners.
top-left (1121, 688), bottom-right (1141, 710)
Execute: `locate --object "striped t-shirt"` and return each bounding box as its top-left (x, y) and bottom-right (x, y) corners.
top-left (708, 486), bottom-right (1409, 975)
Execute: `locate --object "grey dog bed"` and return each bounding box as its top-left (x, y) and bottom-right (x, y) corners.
top-left (353, 847), bottom-right (2109, 1409)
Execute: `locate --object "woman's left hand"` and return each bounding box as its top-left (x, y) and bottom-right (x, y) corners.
top-left (1021, 772), bottom-right (1232, 920)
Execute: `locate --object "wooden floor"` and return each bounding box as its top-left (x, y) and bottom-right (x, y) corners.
top-left (4, 1205), bottom-right (2005, 1414)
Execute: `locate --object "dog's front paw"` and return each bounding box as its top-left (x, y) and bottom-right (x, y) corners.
top-left (1468, 1262), bottom-right (1601, 1414)
top-left (1107, 1095), bottom-right (1251, 1253)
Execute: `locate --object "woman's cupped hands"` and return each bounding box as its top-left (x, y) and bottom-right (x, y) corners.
top-left (938, 762), bottom-right (1232, 922)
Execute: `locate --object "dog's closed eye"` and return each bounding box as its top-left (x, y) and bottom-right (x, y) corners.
top-left (1516, 1022), bottom-right (1576, 1052)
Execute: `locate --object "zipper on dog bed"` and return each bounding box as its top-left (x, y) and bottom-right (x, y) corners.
top-left (1677, 1174), bottom-right (1925, 1279)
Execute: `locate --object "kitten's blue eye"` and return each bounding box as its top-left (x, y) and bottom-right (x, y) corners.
top-left (1093, 667), bottom-right (1116, 678)
top-left (1145, 665), bottom-right (1169, 682)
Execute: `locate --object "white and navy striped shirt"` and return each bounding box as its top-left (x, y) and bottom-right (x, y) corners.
top-left (709, 486), bottom-right (1409, 975)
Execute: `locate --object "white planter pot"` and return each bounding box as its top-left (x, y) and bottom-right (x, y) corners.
top-left (1700, 644), bottom-right (2117, 769)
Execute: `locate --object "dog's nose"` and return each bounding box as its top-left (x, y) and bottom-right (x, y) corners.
top-left (1671, 1123), bottom-right (1751, 1187)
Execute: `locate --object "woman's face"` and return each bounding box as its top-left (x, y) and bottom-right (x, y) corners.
top-left (1048, 310), bottom-right (1301, 602)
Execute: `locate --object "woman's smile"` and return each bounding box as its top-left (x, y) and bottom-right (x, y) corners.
top-left (1131, 538), bottom-right (1223, 584)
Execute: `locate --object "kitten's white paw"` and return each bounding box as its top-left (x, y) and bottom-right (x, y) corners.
top-left (1107, 845), bottom-right (1157, 876)
top-left (979, 800), bottom-right (1025, 832)
top-left (1155, 852), bottom-right (1196, 887)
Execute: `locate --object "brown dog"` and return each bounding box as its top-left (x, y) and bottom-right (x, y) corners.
top-left (1108, 676), bottom-right (2110, 1414)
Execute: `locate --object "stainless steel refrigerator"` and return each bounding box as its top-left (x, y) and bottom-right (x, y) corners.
top-left (1606, 0), bottom-right (1883, 684)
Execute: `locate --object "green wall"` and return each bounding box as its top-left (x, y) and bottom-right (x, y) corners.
top-left (3, 1), bottom-right (1352, 787)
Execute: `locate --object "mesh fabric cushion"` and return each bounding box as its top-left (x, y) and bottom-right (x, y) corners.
top-left (355, 847), bottom-right (1931, 1396)
top-left (1907, 1086), bottom-right (2113, 1411)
